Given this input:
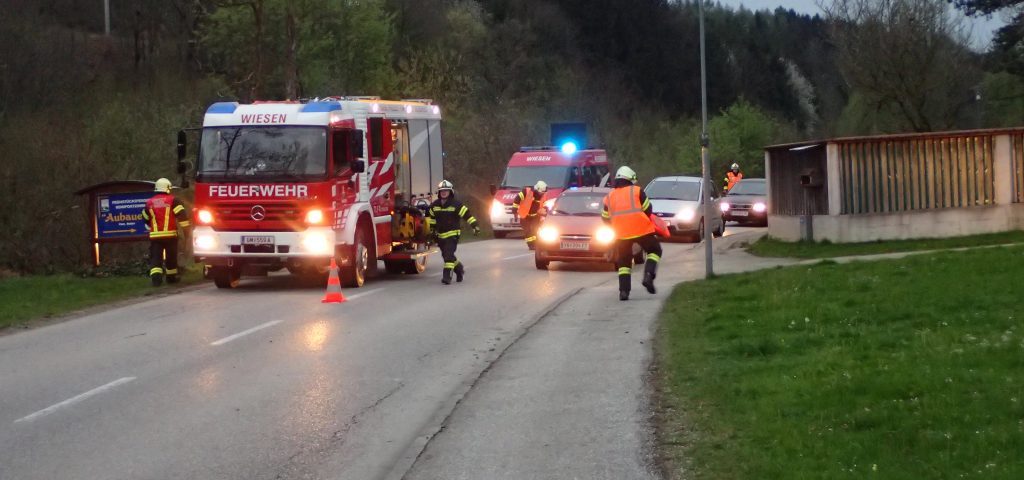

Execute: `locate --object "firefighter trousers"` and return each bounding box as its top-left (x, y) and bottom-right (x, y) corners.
top-left (614, 234), bottom-right (662, 293)
top-left (149, 237), bottom-right (179, 286)
top-left (437, 236), bottom-right (464, 283)
top-left (521, 215), bottom-right (540, 248)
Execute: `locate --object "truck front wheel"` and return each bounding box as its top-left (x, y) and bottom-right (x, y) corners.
top-left (211, 266), bottom-right (241, 289)
top-left (340, 227), bottom-right (370, 288)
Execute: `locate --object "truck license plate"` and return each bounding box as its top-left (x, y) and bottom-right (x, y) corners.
top-left (560, 240), bottom-right (589, 251)
top-left (732, 211), bottom-right (748, 217)
top-left (242, 235), bottom-right (275, 245)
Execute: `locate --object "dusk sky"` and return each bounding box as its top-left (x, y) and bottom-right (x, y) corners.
top-left (717, 0), bottom-right (1008, 50)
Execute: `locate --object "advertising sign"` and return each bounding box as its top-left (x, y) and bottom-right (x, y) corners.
top-left (96, 191), bottom-right (154, 240)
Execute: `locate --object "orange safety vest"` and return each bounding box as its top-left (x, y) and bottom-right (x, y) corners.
top-left (142, 193), bottom-right (185, 239)
top-left (604, 186), bottom-right (655, 239)
top-left (725, 171), bottom-right (743, 191)
top-left (517, 188), bottom-right (545, 218)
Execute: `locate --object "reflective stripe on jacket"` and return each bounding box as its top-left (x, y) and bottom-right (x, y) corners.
top-left (141, 193), bottom-right (190, 239)
top-left (427, 198), bottom-right (478, 238)
top-left (602, 185), bottom-right (655, 239)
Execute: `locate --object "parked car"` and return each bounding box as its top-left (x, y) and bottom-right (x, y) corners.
top-left (534, 187), bottom-right (643, 270)
top-left (645, 176), bottom-right (724, 242)
top-left (721, 178), bottom-right (768, 226)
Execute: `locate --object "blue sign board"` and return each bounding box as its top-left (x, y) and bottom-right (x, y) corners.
top-left (96, 191), bottom-right (155, 240)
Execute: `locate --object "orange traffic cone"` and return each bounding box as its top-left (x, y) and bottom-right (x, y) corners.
top-left (321, 258), bottom-right (347, 304)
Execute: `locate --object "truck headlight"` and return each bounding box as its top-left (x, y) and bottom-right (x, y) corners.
top-left (595, 226), bottom-right (616, 244)
top-left (538, 225), bottom-right (559, 243)
top-left (676, 208), bottom-right (696, 222)
top-left (302, 232), bottom-right (332, 255)
top-left (305, 209), bottom-right (325, 225)
top-left (197, 209), bottom-right (214, 225)
top-left (490, 199), bottom-right (505, 218)
top-left (753, 202), bottom-right (767, 213)
top-left (195, 234), bottom-right (217, 251)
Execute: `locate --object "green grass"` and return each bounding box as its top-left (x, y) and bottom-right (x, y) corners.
top-left (655, 246), bottom-right (1024, 479)
top-left (0, 265), bottom-right (205, 331)
top-left (747, 230), bottom-right (1024, 259)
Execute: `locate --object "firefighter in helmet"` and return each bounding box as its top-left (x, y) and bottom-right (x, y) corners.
top-left (601, 166), bottom-right (662, 301)
top-left (426, 180), bottom-right (480, 285)
top-left (140, 178), bottom-right (191, 286)
top-left (512, 180), bottom-right (548, 250)
top-left (723, 162), bottom-right (743, 193)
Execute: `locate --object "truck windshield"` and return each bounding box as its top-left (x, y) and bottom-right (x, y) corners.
top-left (645, 180), bottom-right (701, 201)
top-left (501, 166), bottom-right (570, 189)
top-left (198, 126), bottom-right (328, 181)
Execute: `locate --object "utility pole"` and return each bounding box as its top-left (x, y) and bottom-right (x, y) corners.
top-left (699, 0), bottom-right (714, 278)
top-left (104, 0), bottom-right (111, 35)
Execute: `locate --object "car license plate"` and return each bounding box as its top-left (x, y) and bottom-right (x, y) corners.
top-left (732, 211), bottom-right (748, 217)
top-left (242, 235), bottom-right (275, 245)
top-left (560, 240), bottom-right (589, 251)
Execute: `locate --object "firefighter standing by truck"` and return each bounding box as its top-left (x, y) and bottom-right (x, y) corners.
top-left (602, 166), bottom-right (662, 301)
top-left (512, 180), bottom-right (548, 250)
top-left (140, 178), bottom-right (191, 286)
top-left (427, 180), bottom-right (481, 285)
top-left (723, 162), bottom-right (743, 193)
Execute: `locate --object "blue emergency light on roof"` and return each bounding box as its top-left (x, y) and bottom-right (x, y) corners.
top-left (560, 141), bottom-right (578, 155)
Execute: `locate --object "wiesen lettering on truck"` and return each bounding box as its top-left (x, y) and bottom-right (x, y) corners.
top-left (208, 185), bottom-right (310, 198)
top-left (240, 114), bottom-right (288, 124)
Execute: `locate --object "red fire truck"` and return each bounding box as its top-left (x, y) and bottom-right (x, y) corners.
top-left (178, 97), bottom-right (444, 289)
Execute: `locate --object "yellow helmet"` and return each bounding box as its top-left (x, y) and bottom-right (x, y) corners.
top-left (154, 178), bottom-right (173, 193)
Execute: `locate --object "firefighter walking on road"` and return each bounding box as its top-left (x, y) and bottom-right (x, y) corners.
top-left (723, 162), bottom-right (743, 193)
top-left (512, 180), bottom-right (548, 250)
top-left (602, 166), bottom-right (662, 301)
top-left (427, 180), bottom-right (480, 285)
top-left (141, 178), bottom-right (191, 286)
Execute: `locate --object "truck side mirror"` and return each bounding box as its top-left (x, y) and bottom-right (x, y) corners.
top-left (176, 130), bottom-right (187, 161)
top-left (489, 184), bottom-right (497, 196)
top-left (349, 129), bottom-right (364, 159)
top-left (352, 160), bottom-right (366, 174)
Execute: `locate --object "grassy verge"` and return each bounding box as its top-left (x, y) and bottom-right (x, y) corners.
top-left (656, 246), bottom-right (1024, 479)
top-left (0, 265), bottom-right (205, 331)
top-left (747, 230), bottom-right (1024, 259)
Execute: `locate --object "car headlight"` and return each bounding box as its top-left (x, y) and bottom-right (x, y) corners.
top-left (753, 202), bottom-right (767, 213)
top-left (720, 202), bottom-right (730, 213)
top-left (595, 226), bottom-right (616, 244)
top-left (302, 232), bottom-right (332, 255)
top-left (490, 199), bottom-right (505, 218)
top-left (197, 209), bottom-right (214, 225)
top-left (538, 225), bottom-right (559, 243)
top-left (194, 234), bottom-right (217, 251)
top-left (305, 209), bottom-right (325, 225)
top-left (544, 198), bottom-right (556, 210)
top-left (676, 208), bottom-right (696, 222)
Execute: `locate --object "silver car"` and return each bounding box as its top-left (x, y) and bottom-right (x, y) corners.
top-left (644, 176), bottom-right (724, 242)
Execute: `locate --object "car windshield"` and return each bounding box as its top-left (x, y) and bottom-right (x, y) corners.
top-left (198, 126), bottom-right (328, 181)
top-left (727, 180), bottom-right (766, 195)
top-left (501, 166), bottom-right (570, 189)
top-left (551, 193), bottom-right (605, 216)
top-left (645, 180), bottom-right (700, 201)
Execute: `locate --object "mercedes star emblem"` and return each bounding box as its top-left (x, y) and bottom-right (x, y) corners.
top-left (250, 205), bottom-right (266, 221)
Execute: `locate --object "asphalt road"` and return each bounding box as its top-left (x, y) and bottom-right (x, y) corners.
top-left (0, 225), bottom-right (763, 480)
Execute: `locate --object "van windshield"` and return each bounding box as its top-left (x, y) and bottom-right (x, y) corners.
top-left (501, 166), bottom-right (570, 189)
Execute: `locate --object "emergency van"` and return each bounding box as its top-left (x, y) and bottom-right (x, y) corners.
top-left (489, 147), bottom-right (610, 238)
top-left (180, 97), bottom-right (444, 288)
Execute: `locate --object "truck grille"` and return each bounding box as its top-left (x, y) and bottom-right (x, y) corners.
top-left (212, 201), bottom-right (302, 222)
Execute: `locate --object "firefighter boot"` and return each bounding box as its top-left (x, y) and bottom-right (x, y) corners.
top-left (151, 273), bottom-right (163, 287)
top-left (442, 268), bottom-right (452, 285)
top-left (618, 271), bottom-right (631, 301)
top-left (166, 274), bottom-right (180, 284)
top-left (642, 261), bottom-right (657, 294)
top-left (454, 262), bottom-right (465, 283)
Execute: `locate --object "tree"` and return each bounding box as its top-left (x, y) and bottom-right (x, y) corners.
top-left (823, 0), bottom-right (981, 132)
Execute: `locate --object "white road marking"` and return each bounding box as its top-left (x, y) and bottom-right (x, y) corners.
top-left (502, 253), bottom-right (533, 260)
top-left (345, 287), bottom-right (383, 301)
top-left (210, 320), bottom-right (283, 346)
top-left (15, 377), bottom-right (136, 424)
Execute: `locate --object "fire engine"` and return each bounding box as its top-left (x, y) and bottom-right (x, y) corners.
top-left (177, 97), bottom-right (444, 289)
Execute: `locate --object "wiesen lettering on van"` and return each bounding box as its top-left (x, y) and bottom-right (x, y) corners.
top-left (240, 114), bottom-right (288, 124)
top-left (208, 185), bottom-right (309, 198)
top-left (525, 156), bottom-right (552, 162)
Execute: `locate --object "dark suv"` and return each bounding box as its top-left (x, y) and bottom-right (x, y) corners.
top-left (721, 178), bottom-right (767, 226)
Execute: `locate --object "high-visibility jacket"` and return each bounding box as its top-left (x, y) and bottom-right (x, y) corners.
top-left (426, 196), bottom-right (478, 239)
top-left (601, 185), bottom-right (655, 239)
top-left (513, 187), bottom-right (545, 218)
top-left (724, 171), bottom-right (743, 192)
top-left (141, 193), bottom-right (191, 239)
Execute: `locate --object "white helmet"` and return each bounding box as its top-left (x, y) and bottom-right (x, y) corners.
top-left (154, 178), bottom-right (173, 193)
top-left (533, 180), bottom-right (548, 193)
top-left (437, 179), bottom-right (454, 193)
top-left (614, 166), bottom-right (637, 183)
top-left (731, 163), bottom-right (740, 171)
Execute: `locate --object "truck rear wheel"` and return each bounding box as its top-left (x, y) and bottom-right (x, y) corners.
top-left (494, 231), bottom-right (508, 239)
top-left (211, 266), bottom-right (241, 289)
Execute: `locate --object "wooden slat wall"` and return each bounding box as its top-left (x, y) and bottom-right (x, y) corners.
top-left (839, 134), bottom-right (995, 214)
top-left (1014, 134), bottom-right (1024, 203)
top-left (767, 144), bottom-right (828, 215)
